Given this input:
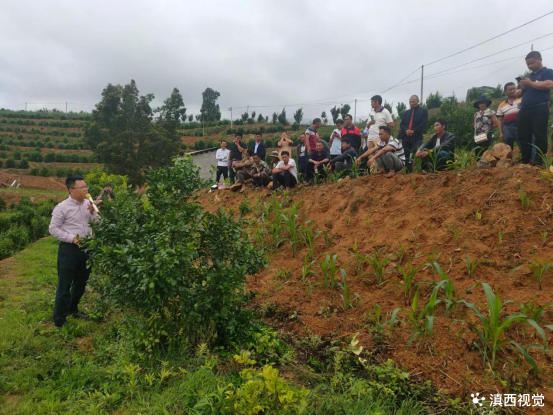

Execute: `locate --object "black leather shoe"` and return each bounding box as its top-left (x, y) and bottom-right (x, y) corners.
top-left (71, 313), bottom-right (90, 321)
top-left (55, 321), bottom-right (68, 328)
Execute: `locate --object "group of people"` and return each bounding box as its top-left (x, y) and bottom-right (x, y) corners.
top-left (214, 50), bottom-right (552, 192)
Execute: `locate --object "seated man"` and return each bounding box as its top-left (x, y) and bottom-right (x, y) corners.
top-left (306, 141), bottom-right (330, 184)
top-left (250, 153), bottom-right (272, 188)
top-left (327, 137), bottom-right (357, 173)
top-left (234, 149), bottom-right (255, 192)
top-left (415, 118), bottom-right (455, 171)
top-left (271, 151), bottom-right (298, 192)
top-left (357, 126), bottom-right (404, 178)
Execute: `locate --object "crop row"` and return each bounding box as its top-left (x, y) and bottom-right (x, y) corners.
top-left (0, 118), bottom-right (88, 129)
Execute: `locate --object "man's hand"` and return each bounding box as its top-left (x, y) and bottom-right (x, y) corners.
top-left (254, 173), bottom-right (259, 178)
top-left (367, 120), bottom-right (376, 127)
top-left (499, 134), bottom-right (504, 142)
top-left (73, 236), bottom-right (80, 245)
top-left (418, 151), bottom-right (428, 158)
top-left (87, 203), bottom-right (96, 214)
top-left (355, 158), bottom-right (361, 165)
top-left (519, 78), bottom-right (533, 88)
top-left (368, 157), bottom-right (375, 166)
top-left (406, 129), bottom-right (414, 136)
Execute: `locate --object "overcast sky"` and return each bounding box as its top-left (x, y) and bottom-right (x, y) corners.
top-left (1, 0), bottom-right (552, 122)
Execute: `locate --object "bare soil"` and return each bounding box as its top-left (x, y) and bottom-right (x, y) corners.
top-left (198, 165), bottom-right (553, 403)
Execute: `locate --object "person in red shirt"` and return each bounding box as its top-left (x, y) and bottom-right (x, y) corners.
top-left (305, 118), bottom-right (322, 151)
top-left (340, 114), bottom-right (361, 151)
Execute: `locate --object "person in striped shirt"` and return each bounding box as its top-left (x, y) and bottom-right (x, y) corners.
top-left (496, 82), bottom-right (521, 149)
top-left (356, 126), bottom-right (404, 178)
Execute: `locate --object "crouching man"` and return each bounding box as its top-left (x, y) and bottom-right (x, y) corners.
top-left (251, 153), bottom-right (272, 188)
top-left (271, 151), bottom-right (298, 192)
top-left (356, 126), bottom-right (405, 178)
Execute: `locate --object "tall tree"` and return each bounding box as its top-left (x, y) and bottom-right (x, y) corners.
top-left (278, 108), bottom-right (287, 125)
top-left (426, 91), bottom-right (443, 110)
top-left (330, 106), bottom-right (340, 123)
top-left (383, 101), bottom-right (393, 115)
top-left (188, 114), bottom-right (193, 122)
top-left (321, 111), bottom-right (328, 125)
top-left (199, 87), bottom-right (221, 121)
top-left (272, 112), bottom-right (278, 124)
top-left (84, 80), bottom-right (181, 186)
top-left (241, 111), bottom-right (249, 121)
top-left (251, 111), bottom-right (256, 120)
top-left (293, 108), bottom-right (303, 124)
top-left (396, 102), bottom-right (407, 119)
top-left (257, 113), bottom-right (264, 123)
top-left (340, 104), bottom-right (351, 119)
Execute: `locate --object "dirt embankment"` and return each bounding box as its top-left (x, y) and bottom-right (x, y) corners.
top-left (198, 166), bottom-right (553, 402)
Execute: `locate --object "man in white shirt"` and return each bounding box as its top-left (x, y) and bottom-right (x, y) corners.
top-left (367, 95), bottom-right (394, 173)
top-left (215, 140), bottom-right (230, 183)
top-left (271, 151), bottom-right (297, 192)
top-left (329, 119), bottom-right (343, 159)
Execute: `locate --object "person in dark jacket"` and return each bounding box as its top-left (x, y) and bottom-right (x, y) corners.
top-left (306, 141), bottom-right (330, 183)
top-left (340, 114), bottom-right (361, 151)
top-left (296, 134), bottom-right (309, 180)
top-left (249, 133), bottom-right (267, 160)
top-left (398, 95), bottom-right (428, 171)
top-left (328, 137), bottom-right (357, 173)
top-left (415, 118), bottom-right (455, 171)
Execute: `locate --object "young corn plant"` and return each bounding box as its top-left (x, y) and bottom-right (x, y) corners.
top-left (422, 262), bottom-right (457, 315)
top-left (519, 300), bottom-right (553, 340)
top-left (540, 231), bottom-right (548, 245)
top-left (527, 256), bottom-right (552, 291)
top-left (394, 260), bottom-right (423, 306)
top-left (338, 269), bottom-right (360, 311)
top-left (301, 255), bottom-right (316, 283)
top-left (518, 183), bottom-right (533, 210)
top-left (465, 253), bottom-right (482, 278)
top-left (347, 240), bottom-right (367, 275)
top-left (459, 283), bottom-right (550, 370)
top-left (366, 248), bottom-right (392, 288)
top-left (447, 224), bottom-right (462, 245)
top-left (299, 220), bottom-right (320, 260)
top-left (319, 254), bottom-right (340, 289)
top-left (497, 231), bottom-right (503, 245)
top-left (427, 150), bottom-right (440, 173)
top-left (402, 286), bottom-right (441, 348)
top-left (282, 201), bottom-right (302, 257)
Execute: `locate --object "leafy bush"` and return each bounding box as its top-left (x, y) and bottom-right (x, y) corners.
top-left (0, 197), bottom-right (6, 211)
top-left (6, 158), bottom-right (15, 168)
top-left (18, 159), bottom-right (29, 169)
top-left (84, 168), bottom-right (128, 199)
top-left (85, 157), bottom-right (265, 350)
top-left (438, 99), bottom-right (475, 149)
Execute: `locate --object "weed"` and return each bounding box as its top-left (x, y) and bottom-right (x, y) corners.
top-left (473, 210), bottom-right (483, 221)
top-left (322, 230), bottom-right (335, 247)
top-left (238, 196), bottom-right (251, 217)
top-left (465, 253), bottom-right (481, 278)
top-left (365, 217), bottom-right (371, 228)
top-left (527, 256), bottom-right (552, 290)
top-left (366, 248), bottom-right (393, 288)
top-left (350, 197), bottom-right (363, 214)
top-left (411, 226), bottom-right (419, 242)
top-left (338, 270), bottom-right (360, 311)
top-left (274, 269), bottom-right (292, 280)
top-left (519, 300), bottom-right (553, 339)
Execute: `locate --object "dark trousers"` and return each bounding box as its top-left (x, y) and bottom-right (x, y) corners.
top-left (298, 161), bottom-right (307, 179)
top-left (236, 170), bottom-right (252, 184)
top-left (305, 162), bottom-right (327, 181)
top-left (253, 172), bottom-right (271, 187)
top-left (53, 242), bottom-right (90, 327)
top-left (216, 166), bottom-right (228, 182)
top-left (273, 171), bottom-right (297, 190)
top-left (402, 137), bottom-right (422, 170)
top-left (229, 159), bottom-right (240, 184)
top-left (518, 104), bottom-right (549, 164)
top-left (420, 150), bottom-right (452, 171)
top-left (502, 124), bottom-right (518, 149)
top-left (475, 132), bottom-right (493, 157)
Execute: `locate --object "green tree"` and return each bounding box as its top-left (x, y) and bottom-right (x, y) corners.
top-left (84, 80), bottom-right (181, 186)
top-left (426, 91), bottom-right (443, 110)
top-left (278, 108), bottom-right (287, 125)
top-left (156, 87), bottom-right (187, 133)
top-left (241, 111), bottom-right (249, 122)
top-left (396, 102), bottom-right (407, 119)
top-left (257, 113), bottom-right (264, 123)
top-left (321, 111), bottom-right (328, 124)
top-left (293, 108), bottom-right (303, 124)
top-left (199, 87), bottom-right (222, 121)
top-left (330, 106), bottom-right (340, 123)
top-left (340, 104), bottom-right (351, 119)
top-left (272, 112), bottom-right (278, 124)
top-left (251, 111), bottom-right (256, 120)
top-left (188, 114), bottom-right (193, 122)
top-left (383, 101), bottom-right (393, 115)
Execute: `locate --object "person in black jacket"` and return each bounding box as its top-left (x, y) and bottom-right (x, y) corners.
top-left (327, 137), bottom-right (357, 173)
top-left (398, 95), bottom-right (428, 171)
top-left (249, 133), bottom-right (267, 161)
top-left (415, 118), bottom-right (455, 171)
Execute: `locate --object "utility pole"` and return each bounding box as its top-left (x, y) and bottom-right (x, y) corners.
top-left (25, 102), bottom-right (27, 111)
top-left (531, 44), bottom-right (534, 51)
top-left (420, 65), bottom-right (424, 104)
top-left (354, 99), bottom-right (357, 123)
top-left (246, 105), bottom-right (249, 117)
top-left (65, 102), bottom-right (68, 113)
top-left (229, 107), bottom-right (233, 129)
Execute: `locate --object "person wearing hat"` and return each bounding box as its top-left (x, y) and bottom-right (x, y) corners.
top-left (473, 94), bottom-right (498, 153)
top-left (269, 150), bottom-right (280, 170)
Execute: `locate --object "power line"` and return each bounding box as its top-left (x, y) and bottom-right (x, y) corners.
top-left (425, 10), bottom-right (553, 66)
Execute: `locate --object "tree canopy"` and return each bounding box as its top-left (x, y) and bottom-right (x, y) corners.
top-left (199, 87), bottom-right (222, 121)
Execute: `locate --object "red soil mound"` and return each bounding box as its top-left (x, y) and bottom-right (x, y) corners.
top-left (198, 165), bottom-right (553, 402)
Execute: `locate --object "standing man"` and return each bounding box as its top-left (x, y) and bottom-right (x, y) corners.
top-left (329, 119), bottom-right (343, 160)
top-left (228, 133), bottom-right (246, 184)
top-left (516, 51), bottom-right (553, 164)
top-left (341, 114), bottom-right (361, 152)
top-left (305, 118), bottom-right (322, 152)
top-left (357, 126), bottom-right (404, 178)
top-left (49, 176), bottom-right (99, 328)
top-left (215, 140), bottom-right (230, 183)
top-left (398, 95), bottom-right (428, 171)
top-left (496, 82), bottom-right (521, 150)
top-left (249, 133), bottom-right (267, 161)
top-left (366, 95), bottom-right (394, 172)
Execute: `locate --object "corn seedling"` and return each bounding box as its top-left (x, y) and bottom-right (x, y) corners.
top-left (519, 300), bottom-right (553, 339)
top-left (402, 287), bottom-right (440, 348)
top-left (473, 210), bottom-right (483, 221)
top-left (322, 230), bottom-right (335, 247)
top-left (367, 305), bottom-right (401, 336)
top-left (319, 254), bottom-right (339, 289)
top-left (393, 242), bottom-right (410, 264)
top-left (447, 224), bottom-right (462, 245)
top-left (427, 263), bottom-right (458, 315)
top-left (238, 195), bottom-right (251, 217)
top-left (365, 217), bottom-right (371, 228)
top-left (338, 269), bottom-right (360, 311)
top-left (459, 283), bottom-right (550, 370)
top-left (347, 240), bottom-right (367, 274)
top-left (366, 248), bottom-right (393, 288)
top-left (518, 184), bottom-right (533, 210)
top-left (424, 250), bottom-right (442, 269)
top-left (282, 201), bottom-right (301, 257)
top-left (394, 260), bottom-right (423, 306)
top-left (465, 253), bottom-right (482, 278)
top-left (540, 231), bottom-right (548, 245)
top-left (447, 145), bottom-right (476, 171)
top-left (412, 156), bottom-right (423, 173)
top-left (301, 255), bottom-right (316, 283)
top-left (427, 150), bottom-right (440, 173)
top-left (299, 221), bottom-right (320, 260)
top-left (532, 143), bottom-right (553, 170)
top-left (497, 231), bottom-right (503, 245)
top-left (527, 256), bottom-right (552, 291)
top-left (411, 226), bottom-right (419, 242)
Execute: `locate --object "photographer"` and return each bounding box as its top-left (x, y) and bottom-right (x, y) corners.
top-left (95, 183), bottom-right (116, 206)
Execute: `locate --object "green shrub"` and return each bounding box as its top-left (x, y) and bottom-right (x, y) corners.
top-left (6, 158), bottom-right (15, 168)
top-left (18, 159), bottom-right (29, 169)
top-left (84, 168), bottom-right (127, 198)
top-left (85, 157), bottom-right (265, 349)
top-left (0, 198), bottom-right (6, 211)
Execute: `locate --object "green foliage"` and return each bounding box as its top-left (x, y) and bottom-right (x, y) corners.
top-left (527, 256), bottom-right (552, 291)
top-left (199, 87), bottom-right (222, 121)
top-left (394, 260), bottom-right (422, 306)
top-left (396, 102), bottom-right (407, 119)
top-left (84, 168), bottom-right (128, 199)
top-left (330, 106), bottom-right (340, 123)
top-left (366, 248), bottom-right (392, 288)
top-left (425, 91), bottom-right (443, 109)
top-left (400, 286), bottom-right (440, 348)
top-left (460, 283), bottom-right (550, 370)
top-left (84, 157), bottom-right (265, 349)
top-left (340, 104), bottom-right (351, 119)
top-left (438, 99), bottom-right (476, 149)
top-left (293, 108), bottom-right (303, 124)
top-left (84, 80), bottom-right (183, 185)
top-left (18, 158), bottom-right (29, 169)
top-left (319, 253), bottom-right (340, 289)
top-left (6, 157), bottom-right (15, 168)
top-left (278, 108), bottom-right (288, 125)
top-left (338, 270), bottom-right (360, 311)
top-left (465, 253), bottom-right (482, 278)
